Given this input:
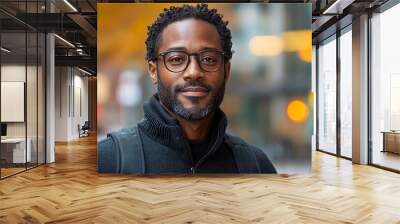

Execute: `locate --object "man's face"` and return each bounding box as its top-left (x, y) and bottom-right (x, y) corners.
top-left (148, 18), bottom-right (230, 120)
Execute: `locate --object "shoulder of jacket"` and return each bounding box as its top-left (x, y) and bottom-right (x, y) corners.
top-left (98, 125), bottom-right (139, 155)
top-left (98, 136), bottom-right (114, 147)
top-left (226, 133), bottom-right (265, 151)
top-left (225, 133), bottom-right (247, 147)
top-left (225, 133), bottom-right (277, 173)
top-left (108, 125), bottom-right (138, 137)
top-left (97, 136), bottom-right (117, 173)
top-left (225, 133), bottom-right (263, 155)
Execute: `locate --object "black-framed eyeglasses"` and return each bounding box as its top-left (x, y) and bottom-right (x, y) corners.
top-left (158, 49), bottom-right (225, 73)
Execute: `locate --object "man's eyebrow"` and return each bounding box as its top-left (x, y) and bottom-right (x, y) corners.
top-left (166, 47), bottom-right (187, 51)
top-left (164, 47), bottom-right (221, 51)
top-left (201, 47), bottom-right (221, 51)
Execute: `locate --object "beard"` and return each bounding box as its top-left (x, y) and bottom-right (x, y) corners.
top-left (157, 72), bottom-right (226, 121)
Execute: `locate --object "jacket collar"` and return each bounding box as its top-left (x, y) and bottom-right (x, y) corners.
top-left (138, 94), bottom-right (228, 164)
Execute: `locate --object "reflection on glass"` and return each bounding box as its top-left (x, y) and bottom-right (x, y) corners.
top-left (317, 37), bottom-right (337, 154)
top-left (340, 29), bottom-right (352, 158)
top-left (0, 1), bottom-right (47, 178)
top-left (38, 33), bottom-right (46, 165)
top-left (1, 31), bottom-right (27, 177)
top-left (27, 31), bottom-right (38, 169)
top-left (371, 4), bottom-right (400, 171)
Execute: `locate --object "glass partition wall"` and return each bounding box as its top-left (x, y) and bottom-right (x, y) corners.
top-left (317, 35), bottom-right (337, 155)
top-left (370, 3), bottom-right (400, 172)
top-left (316, 26), bottom-right (352, 159)
top-left (0, 2), bottom-right (46, 179)
top-left (339, 27), bottom-right (352, 159)
top-left (0, 30), bottom-right (27, 177)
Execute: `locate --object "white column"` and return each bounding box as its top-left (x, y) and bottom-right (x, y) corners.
top-left (45, 1), bottom-right (55, 163)
top-left (46, 33), bottom-right (55, 163)
top-left (352, 14), bottom-right (369, 164)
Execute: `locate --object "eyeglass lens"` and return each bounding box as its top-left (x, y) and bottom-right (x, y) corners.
top-left (164, 51), bottom-right (222, 72)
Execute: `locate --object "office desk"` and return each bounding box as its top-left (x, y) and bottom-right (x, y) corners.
top-left (381, 131), bottom-right (400, 154)
top-left (1, 138), bottom-right (31, 163)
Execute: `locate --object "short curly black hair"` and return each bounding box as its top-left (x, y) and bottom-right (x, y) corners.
top-left (145, 3), bottom-right (233, 63)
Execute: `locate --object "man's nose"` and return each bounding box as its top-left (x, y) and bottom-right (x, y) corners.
top-left (182, 55), bottom-right (205, 81)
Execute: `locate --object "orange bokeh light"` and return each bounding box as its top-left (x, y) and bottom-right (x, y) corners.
top-left (297, 47), bottom-right (312, 63)
top-left (287, 99), bottom-right (308, 123)
top-left (248, 36), bottom-right (284, 56)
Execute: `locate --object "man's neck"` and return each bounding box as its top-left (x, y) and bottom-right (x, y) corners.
top-left (159, 102), bottom-right (215, 141)
top-left (175, 111), bottom-right (215, 141)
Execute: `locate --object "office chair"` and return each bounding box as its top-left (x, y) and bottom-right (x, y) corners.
top-left (79, 121), bottom-right (90, 138)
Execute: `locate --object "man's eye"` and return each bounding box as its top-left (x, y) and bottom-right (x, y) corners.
top-left (201, 56), bottom-right (216, 64)
top-left (168, 56), bottom-right (185, 64)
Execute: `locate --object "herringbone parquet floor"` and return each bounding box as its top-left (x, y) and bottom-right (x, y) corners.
top-left (0, 134), bottom-right (400, 223)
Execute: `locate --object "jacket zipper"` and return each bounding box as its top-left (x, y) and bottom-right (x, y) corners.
top-left (191, 130), bottom-right (220, 174)
top-left (182, 138), bottom-right (196, 174)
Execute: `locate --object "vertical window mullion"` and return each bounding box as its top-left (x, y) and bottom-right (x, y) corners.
top-left (25, 0), bottom-right (28, 171)
top-left (336, 29), bottom-right (341, 157)
top-left (316, 45), bottom-right (319, 151)
top-left (36, 0), bottom-right (39, 167)
top-left (367, 11), bottom-right (373, 165)
top-left (0, 23), bottom-right (2, 179)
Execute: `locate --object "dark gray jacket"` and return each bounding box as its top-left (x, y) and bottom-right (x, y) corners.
top-left (98, 95), bottom-right (276, 174)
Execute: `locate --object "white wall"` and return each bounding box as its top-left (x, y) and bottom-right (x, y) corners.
top-left (1, 63), bottom-right (46, 164)
top-left (73, 73), bottom-right (89, 137)
top-left (55, 67), bottom-right (69, 141)
top-left (1, 65), bottom-right (38, 138)
top-left (54, 67), bottom-right (89, 141)
top-left (1, 65), bottom-right (26, 135)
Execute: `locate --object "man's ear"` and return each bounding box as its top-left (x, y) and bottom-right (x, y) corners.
top-left (148, 61), bottom-right (158, 85)
top-left (224, 62), bottom-right (231, 81)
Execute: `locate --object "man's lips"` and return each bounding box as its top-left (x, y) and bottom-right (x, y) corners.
top-left (179, 86), bottom-right (209, 97)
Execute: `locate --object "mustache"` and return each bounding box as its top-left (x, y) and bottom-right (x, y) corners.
top-left (174, 80), bottom-right (212, 92)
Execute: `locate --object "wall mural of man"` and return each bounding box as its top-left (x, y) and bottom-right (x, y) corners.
top-left (98, 4), bottom-right (276, 174)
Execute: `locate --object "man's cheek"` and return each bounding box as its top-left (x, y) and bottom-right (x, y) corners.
top-left (170, 85), bottom-right (178, 97)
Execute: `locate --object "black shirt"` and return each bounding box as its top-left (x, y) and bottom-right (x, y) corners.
top-left (188, 136), bottom-right (238, 173)
top-left (187, 115), bottom-right (239, 173)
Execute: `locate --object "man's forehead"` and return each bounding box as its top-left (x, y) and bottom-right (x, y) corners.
top-left (159, 18), bottom-right (222, 51)
top-left (163, 46), bottom-right (221, 51)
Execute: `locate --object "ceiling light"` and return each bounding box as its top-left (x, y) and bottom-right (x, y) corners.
top-left (54, 34), bottom-right (75, 48)
top-left (78, 67), bottom-right (93, 76)
top-left (323, 0), bottom-right (354, 15)
top-left (323, 0), bottom-right (341, 14)
top-left (1, 47), bottom-right (11, 53)
top-left (63, 0), bottom-right (78, 12)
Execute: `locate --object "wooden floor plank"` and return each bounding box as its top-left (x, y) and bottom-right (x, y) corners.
top-left (0, 134), bottom-right (399, 223)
